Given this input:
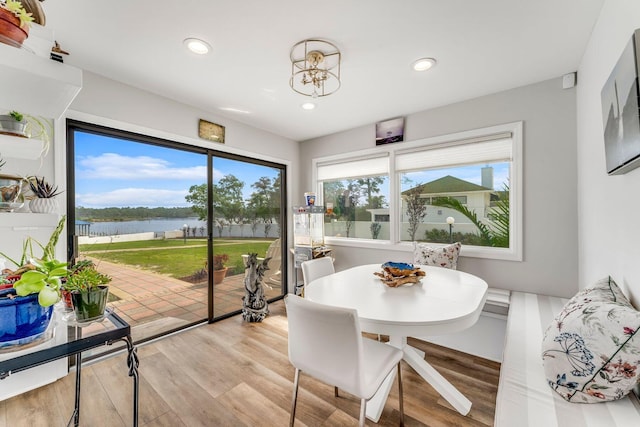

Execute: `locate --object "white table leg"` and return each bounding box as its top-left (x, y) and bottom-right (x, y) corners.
top-left (409, 344), bottom-right (425, 358)
top-left (365, 367), bottom-right (396, 422)
top-left (403, 345), bottom-right (472, 415)
top-left (364, 335), bottom-right (404, 422)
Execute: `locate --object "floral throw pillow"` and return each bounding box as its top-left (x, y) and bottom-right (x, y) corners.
top-left (413, 242), bottom-right (461, 270)
top-left (541, 277), bottom-right (640, 403)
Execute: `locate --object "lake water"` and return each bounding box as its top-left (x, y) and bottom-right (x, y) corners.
top-left (81, 218), bottom-right (207, 236)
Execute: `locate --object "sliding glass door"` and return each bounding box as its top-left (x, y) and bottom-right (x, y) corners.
top-left (210, 155), bottom-right (284, 316)
top-left (67, 120), bottom-right (286, 343)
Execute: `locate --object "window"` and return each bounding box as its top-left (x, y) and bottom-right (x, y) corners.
top-left (317, 155), bottom-right (390, 240)
top-left (313, 122), bottom-right (522, 261)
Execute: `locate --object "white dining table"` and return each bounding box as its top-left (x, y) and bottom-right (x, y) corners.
top-left (304, 263), bottom-right (488, 422)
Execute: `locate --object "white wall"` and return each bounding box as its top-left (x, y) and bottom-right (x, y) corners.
top-left (68, 72), bottom-right (298, 165)
top-left (301, 78), bottom-right (579, 297)
top-left (577, 1), bottom-right (640, 307)
top-left (56, 71), bottom-right (300, 284)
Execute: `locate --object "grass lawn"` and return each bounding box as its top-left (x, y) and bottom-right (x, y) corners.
top-left (79, 239), bottom-right (274, 279)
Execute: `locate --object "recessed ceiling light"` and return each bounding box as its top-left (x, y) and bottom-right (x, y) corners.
top-left (301, 102), bottom-right (316, 110)
top-left (184, 38), bottom-right (211, 55)
top-left (412, 57), bottom-right (436, 71)
top-left (220, 107), bottom-right (251, 114)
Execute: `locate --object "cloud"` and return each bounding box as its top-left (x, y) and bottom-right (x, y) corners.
top-left (76, 153), bottom-right (208, 180)
top-left (77, 187), bottom-right (191, 208)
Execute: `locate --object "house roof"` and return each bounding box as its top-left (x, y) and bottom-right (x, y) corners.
top-left (403, 175), bottom-right (492, 195)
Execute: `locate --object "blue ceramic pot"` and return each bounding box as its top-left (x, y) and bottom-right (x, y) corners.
top-left (0, 288), bottom-right (54, 346)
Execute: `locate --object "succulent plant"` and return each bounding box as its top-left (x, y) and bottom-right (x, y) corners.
top-left (9, 110), bottom-right (23, 122)
top-left (0, 1), bottom-right (35, 28)
top-left (29, 176), bottom-right (62, 198)
top-left (64, 265), bottom-right (111, 292)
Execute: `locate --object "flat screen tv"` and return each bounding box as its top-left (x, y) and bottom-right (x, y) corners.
top-left (601, 29), bottom-right (640, 175)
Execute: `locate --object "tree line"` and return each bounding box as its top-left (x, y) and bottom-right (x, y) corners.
top-left (186, 174), bottom-right (281, 238)
top-left (76, 206), bottom-right (196, 221)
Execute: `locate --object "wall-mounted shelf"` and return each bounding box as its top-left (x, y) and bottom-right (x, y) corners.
top-left (0, 133), bottom-right (44, 159)
top-left (0, 43), bottom-right (82, 119)
top-left (0, 212), bottom-right (60, 228)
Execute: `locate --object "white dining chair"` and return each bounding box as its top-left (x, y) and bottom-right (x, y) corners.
top-left (301, 256), bottom-right (334, 288)
top-left (284, 294), bottom-right (404, 427)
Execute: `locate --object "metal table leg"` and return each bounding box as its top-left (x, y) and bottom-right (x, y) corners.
top-left (121, 335), bottom-right (139, 427)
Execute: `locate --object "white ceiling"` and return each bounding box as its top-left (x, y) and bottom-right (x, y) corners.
top-left (42, 0), bottom-right (604, 142)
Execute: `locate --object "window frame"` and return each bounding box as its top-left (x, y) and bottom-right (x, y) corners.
top-left (312, 121), bottom-right (523, 261)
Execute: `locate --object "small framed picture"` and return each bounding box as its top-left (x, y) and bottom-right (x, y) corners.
top-left (375, 117), bottom-right (405, 145)
top-left (199, 119), bottom-right (225, 143)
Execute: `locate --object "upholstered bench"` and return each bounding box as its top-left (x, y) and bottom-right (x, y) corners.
top-left (495, 291), bottom-right (640, 426)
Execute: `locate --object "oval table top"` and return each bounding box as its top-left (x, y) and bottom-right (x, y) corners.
top-left (305, 263), bottom-right (488, 337)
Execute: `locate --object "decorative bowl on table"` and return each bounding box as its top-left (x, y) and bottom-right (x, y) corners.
top-left (374, 262), bottom-right (426, 287)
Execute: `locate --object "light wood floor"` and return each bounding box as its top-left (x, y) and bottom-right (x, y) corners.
top-left (0, 300), bottom-right (500, 426)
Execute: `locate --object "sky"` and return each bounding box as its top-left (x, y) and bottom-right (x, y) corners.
top-left (74, 131), bottom-right (509, 209)
top-left (74, 131), bottom-right (280, 208)
top-left (401, 163), bottom-right (510, 191)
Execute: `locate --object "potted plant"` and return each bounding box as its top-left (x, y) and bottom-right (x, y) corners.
top-left (213, 253), bottom-right (229, 285)
top-left (28, 175), bottom-right (62, 213)
top-left (0, 110), bottom-right (52, 157)
top-left (0, 111), bottom-right (27, 136)
top-left (0, 0), bottom-right (34, 47)
top-left (0, 216), bottom-right (66, 346)
top-left (64, 261), bottom-right (111, 322)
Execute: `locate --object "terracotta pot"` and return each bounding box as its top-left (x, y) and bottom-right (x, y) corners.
top-left (213, 267), bottom-right (228, 285)
top-left (0, 8), bottom-right (29, 47)
top-left (60, 288), bottom-right (73, 311)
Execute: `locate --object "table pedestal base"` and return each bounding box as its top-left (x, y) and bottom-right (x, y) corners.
top-left (365, 337), bottom-right (471, 422)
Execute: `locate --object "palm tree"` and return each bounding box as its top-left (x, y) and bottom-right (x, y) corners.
top-left (432, 184), bottom-right (509, 247)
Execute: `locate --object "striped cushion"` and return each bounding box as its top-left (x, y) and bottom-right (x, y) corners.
top-left (495, 292), bottom-right (640, 426)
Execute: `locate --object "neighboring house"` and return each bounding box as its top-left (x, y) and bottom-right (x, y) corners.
top-left (401, 175), bottom-right (494, 222)
top-left (366, 175), bottom-right (496, 225)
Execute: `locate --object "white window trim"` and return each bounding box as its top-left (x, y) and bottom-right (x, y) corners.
top-left (313, 121), bottom-right (523, 262)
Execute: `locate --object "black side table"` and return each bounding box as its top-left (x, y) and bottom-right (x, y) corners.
top-left (0, 309), bottom-right (139, 427)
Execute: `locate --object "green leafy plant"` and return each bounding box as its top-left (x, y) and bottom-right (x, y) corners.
top-left (24, 114), bottom-right (52, 157)
top-left (29, 176), bottom-right (62, 198)
top-left (13, 259), bottom-right (67, 306)
top-left (8, 110), bottom-right (23, 122)
top-left (0, 0), bottom-right (34, 28)
top-left (432, 183), bottom-right (510, 248)
top-left (3, 216), bottom-right (67, 307)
